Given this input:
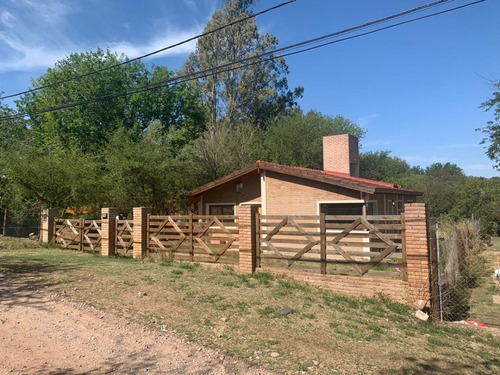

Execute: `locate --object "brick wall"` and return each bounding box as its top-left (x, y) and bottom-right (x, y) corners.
top-left (265, 171), bottom-right (360, 215)
top-left (323, 134), bottom-right (359, 176)
top-left (133, 207), bottom-right (151, 259)
top-left (258, 269), bottom-right (409, 304)
top-left (404, 203), bottom-right (431, 308)
top-left (101, 207), bottom-right (118, 256)
top-left (238, 204), bottom-right (258, 274)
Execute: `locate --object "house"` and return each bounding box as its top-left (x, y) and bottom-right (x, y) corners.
top-left (189, 134), bottom-right (421, 216)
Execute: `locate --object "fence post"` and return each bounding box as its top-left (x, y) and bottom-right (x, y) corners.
top-left (320, 213), bottom-right (327, 275)
top-left (238, 204), bottom-right (258, 274)
top-left (189, 213), bottom-right (194, 262)
top-left (79, 218), bottom-right (84, 251)
top-left (404, 203), bottom-right (431, 309)
top-left (133, 207), bottom-right (151, 259)
top-left (101, 207), bottom-right (119, 256)
top-left (40, 208), bottom-right (58, 243)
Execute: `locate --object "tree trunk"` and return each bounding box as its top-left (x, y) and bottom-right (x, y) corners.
top-left (2, 208), bottom-right (7, 236)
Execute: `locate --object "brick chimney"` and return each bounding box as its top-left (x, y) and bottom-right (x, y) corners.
top-left (323, 134), bottom-right (359, 177)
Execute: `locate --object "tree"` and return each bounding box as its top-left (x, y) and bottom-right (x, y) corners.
top-left (193, 119), bottom-right (263, 182)
top-left (263, 110), bottom-right (365, 170)
top-left (16, 48), bottom-right (206, 153)
top-left (181, 0), bottom-right (303, 128)
top-left (103, 123), bottom-right (197, 214)
top-left (479, 80), bottom-right (500, 170)
top-left (398, 163), bottom-right (466, 219)
top-left (359, 151), bottom-right (411, 182)
top-left (450, 177), bottom-right (500, 235)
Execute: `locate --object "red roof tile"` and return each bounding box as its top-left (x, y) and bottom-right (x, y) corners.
top-left (190, 161), bottom-right (422, 196)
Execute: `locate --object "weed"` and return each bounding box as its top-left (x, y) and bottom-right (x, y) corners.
top-left (251, 272), bottom-right (273, 285)
top-left (302, 313), bottom-right (316, 319)
top-left (178, 262), bottom-right (199, 271)
top-left (277, 279), bottom-right (310, 292)
top-left (258, 307), bottom-right (275, 317)
top-left (199, 294), bottom-right (225, 304)
top-left (236, 274), bottom-right (255, 288)
top-left (171, 269), bottom-right (184, 275)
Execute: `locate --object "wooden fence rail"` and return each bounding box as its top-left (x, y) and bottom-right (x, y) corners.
top-left (148, 215), bottom-right (239, 264)
top-left (257, 214), bottom-right (405, 280)
top-left (54, 218), bottom-right (102, 252)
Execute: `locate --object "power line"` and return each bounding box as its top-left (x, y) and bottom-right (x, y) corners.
top-left (0, 0), bottom-right (484, 122)
top-left (0, 0), bottom-right (297, 101)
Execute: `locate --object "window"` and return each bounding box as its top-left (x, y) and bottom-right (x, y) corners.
top-left (320, 203), bottom-right (363, 216)
top-left (367, 201), bottom-right (378, 215)
top-left (209, 204), bottom-right (234, 216)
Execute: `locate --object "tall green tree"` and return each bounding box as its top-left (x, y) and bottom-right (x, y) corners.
top-left (182, 0), bottom-right (303, 128)
top-left (450, 177), bottom-right (500, 234)
top-left (193, 119), bottom-right (263, 181)
top-left (263, 110), bottom-right (365, 170)
top-left (16, 48), bottom-right (206, 153)
top-left (479, 80), bottom-right (500, 170)
top-left (398, 163), bottom-right (466, 219)
top-left (359, 151), bottom-right (412, 182)
top-left (104, 123), bottom-right (196, 214)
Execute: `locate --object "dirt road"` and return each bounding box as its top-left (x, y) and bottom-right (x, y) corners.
top-left (0, 276), bottom-right (274, 375)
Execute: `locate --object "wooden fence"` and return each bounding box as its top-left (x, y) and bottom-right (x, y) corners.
top-left (148, 215), bottom-right (239, 264)
top-left (54, 218), bottom-right (102, 251)
top-left (116, 219), bottom-right (133, 254)
top-left (257, 214), bottom-right (405, 280)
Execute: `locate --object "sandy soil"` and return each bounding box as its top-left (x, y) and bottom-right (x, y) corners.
top-left (0, 276), bottom-right (275, 375)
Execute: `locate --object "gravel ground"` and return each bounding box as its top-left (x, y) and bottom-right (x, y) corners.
top-left (0, 276), bottom-right (275, 375)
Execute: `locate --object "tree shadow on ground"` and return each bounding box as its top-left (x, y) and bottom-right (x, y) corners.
top-left (18, 345), bottom-right (256, 375)
top-left (0, 258), bottom-right (78, 311)
top-left (382, 355), bottom-right (500, 375)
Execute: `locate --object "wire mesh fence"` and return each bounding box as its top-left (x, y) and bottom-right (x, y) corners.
top-left (432, 220), bottom-right (499, 327)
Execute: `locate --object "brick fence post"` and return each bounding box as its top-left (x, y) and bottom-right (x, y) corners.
top-left (133, 207), bottom-right (151, 259)
top-left (404, 203), bottom-right (431, 309)
top-left (101, 207), bottom-right (119, 256)
top-left (238, 204), bottom-right (258, 274)
top-left (40, 208), bottom-right (58, 243)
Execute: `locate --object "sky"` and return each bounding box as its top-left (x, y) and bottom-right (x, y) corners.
top-left (0, 0), bottom-right (499, 178)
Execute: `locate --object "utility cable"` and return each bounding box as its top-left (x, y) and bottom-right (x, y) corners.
top-left (0, 0), bottom-right (297, 100)
top-left (0, 0), bottom-right (485, 121)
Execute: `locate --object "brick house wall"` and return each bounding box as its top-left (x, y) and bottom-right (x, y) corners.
top-left (265, 171), bottom-right (361, 215)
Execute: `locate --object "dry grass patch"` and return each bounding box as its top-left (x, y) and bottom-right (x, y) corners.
top-left (1, 237), bottom-right (499, 375)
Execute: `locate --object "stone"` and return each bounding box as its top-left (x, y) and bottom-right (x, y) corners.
top-left (415, 310), bottom-right (429, 321)
top-left (275, 307), bottom-right (291, 316)
top-left (270, 352), bottom-right (280, 358)
top-left (493, 295), bottom-right (500, 305)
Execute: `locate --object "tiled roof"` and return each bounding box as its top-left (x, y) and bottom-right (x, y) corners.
top-left (190, 161), bottom-right (422, 196)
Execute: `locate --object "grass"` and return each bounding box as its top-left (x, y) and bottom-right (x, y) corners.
top-left (468, 236), bottom-right (500, 327)
top-left (1, 237), bottom-right (499, 374)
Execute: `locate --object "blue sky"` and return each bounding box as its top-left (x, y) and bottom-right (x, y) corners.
top-left (0, 0), bottom-right (498, 177)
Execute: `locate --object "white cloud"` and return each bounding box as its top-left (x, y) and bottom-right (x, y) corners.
top-left (12, 0), bottom-right (74, 24)
top-left (107, 26), bottom-right (202, 61)
top-left (0, 1), bottom-right (203, 73)
top-left (1, 11), bottom-right (14, 28)
top-left (183, 0), bottom-right (198, 11)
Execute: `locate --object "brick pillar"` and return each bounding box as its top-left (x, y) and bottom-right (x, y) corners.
top-left (238, 205), bottom-right (258, 274)
top-left (404, 203), bottom-right (431, 308)
top-left (133, 207), bottom-right (151, 259)
top-left (40, 208), bottom-right (58, 243)
top-left (101, 207), bottom-right (119, 256)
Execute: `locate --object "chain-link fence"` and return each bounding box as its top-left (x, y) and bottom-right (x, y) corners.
top-left (432, 220), bottom-right (499, 327)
